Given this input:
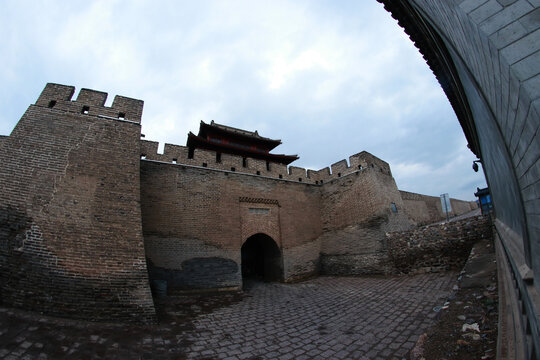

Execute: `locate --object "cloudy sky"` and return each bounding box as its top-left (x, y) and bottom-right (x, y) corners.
top-left (0, 0), bottom-right (486, 200)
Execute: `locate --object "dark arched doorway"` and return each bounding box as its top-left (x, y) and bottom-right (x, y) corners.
top-left (241, 233), bottom-right (282, 282)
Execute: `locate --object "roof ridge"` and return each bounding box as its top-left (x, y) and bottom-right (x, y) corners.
top-left (205, 120), bottom-right (281, 143)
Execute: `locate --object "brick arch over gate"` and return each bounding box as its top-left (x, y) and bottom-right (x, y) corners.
top-left (377, 1), bottom-right (540, 358)
top-left (241, 233), bottom-right (283, 283)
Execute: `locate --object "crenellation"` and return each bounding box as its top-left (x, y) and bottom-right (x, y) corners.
top-left (111, 95), bottom-right (144, 123)
top-left (140, 140), bottom-right (159, 160)
top-left (308, 167), bottom-right (331, 183)
top-left (34, 83), bottom-right (143, 123)
top-left (163, 143), bottom-right (189, 163)
top-left (0, 135), bottom-right (7, 151)
top-left (193, 148), bottom-right (217, 167)
top-left (352, 151), bottom-right (392, 176)
top-left (137, 138), bottom-right (397, 185)
top-left (288, 166), bottom-right (307, 181)
top-left (35, 83), bottom-right (75, 107)
top-left (348, 153), bottom-right (368, 170)
top-left (220, 152), bottom-right (243, 172)
top-left (330, 159), bottom-right (349, 177)
top-left (245, 157), bottom-right (268, 174)
top-left (268, 162), bottom-right (288, 179)
top-left (76, 88), bottom-right (108, 106)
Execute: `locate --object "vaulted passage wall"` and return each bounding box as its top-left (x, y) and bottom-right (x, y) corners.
top-left (380, 1), bottom-right (540, 357)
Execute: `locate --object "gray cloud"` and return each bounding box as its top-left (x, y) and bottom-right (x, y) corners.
top-left (0, 0), bottom-right (486, 200)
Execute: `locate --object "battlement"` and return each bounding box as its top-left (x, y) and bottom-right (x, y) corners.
top-left (34, 83), bottom-right (144, 123)
top-left (140, 139), bottom-right (393, 185)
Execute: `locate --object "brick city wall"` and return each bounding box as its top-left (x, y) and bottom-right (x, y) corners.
top-left (400, 190), bottom-right (477, 226)
top-left (318, 161), bottom-right (412, 275)
top-left (386, 215), bottom-right (492, 274)
top-left (140, 160), bottom-right (323, 291)
top-left (0, 83), bottom-right (155, 323)
top-left (140, 141), bottom-right (413, 283)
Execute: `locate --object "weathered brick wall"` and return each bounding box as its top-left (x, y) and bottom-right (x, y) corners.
top-left (319, 158), bottom-right (412, 275)
top-left (450, 198), bottom-right (477, 215)
top-left (140, 161), bottom-right (323, 290)
top-left (140, 142), bottom-right (416, 283)
top-left (382, 1), bottom-right (540, 356)
top-left (0, 83), bottom-right (155, 323)
top-left (400, 191), bottom-right (443, 226)
top-left (399, 190), bottom-right (476, 225)
top-left (140, 144), bottom-right (423, 285)
top-left (282, 239), bottom-right (322, 282)
top-left (386, 215), bottom-right (492, 274)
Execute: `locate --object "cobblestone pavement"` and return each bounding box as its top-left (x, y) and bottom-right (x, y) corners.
top-left (0, 272), bottom-right (457, 360)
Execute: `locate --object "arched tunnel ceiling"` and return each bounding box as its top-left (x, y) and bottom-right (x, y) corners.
top-left (377, 0), bottom-right (481, 158)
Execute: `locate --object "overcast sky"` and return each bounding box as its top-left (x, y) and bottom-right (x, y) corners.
top-left (0, 0), bottom-right (486, 200)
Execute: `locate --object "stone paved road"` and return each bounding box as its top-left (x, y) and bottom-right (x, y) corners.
top-left (0, 273), bottom-right (457, 360)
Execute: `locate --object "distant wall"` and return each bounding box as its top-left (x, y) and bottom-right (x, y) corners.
top-left (400, 190), bottom-right (476, 225)
top-left (0, 83), bottom-right (155, 323)
top-left (451, 198), bottom-right (477, 215)
top-left (144, 135), bottom-right (490, 279)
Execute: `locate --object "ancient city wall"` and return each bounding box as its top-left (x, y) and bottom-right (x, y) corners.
top-left (140, 160), bottom-right (324, 291)
top-left (0, 79), bottom-right (510, 328)
top-left (0, 3), bottom-right (535, 354)
top-left (0, 83), bottom-right (155, 322)
top-left (140, 137), bottom-right (411, 280)
top-left (399, 190), bottom-right (476, 226)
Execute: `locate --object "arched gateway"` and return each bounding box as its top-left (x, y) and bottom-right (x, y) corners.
top-left (241, 234), bottom-right (283, 282)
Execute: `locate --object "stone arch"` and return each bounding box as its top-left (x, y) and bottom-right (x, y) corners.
top-left (241, 233), bottom-right (283, 282)
top-left (378, 2), bottom-right (539, 358)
